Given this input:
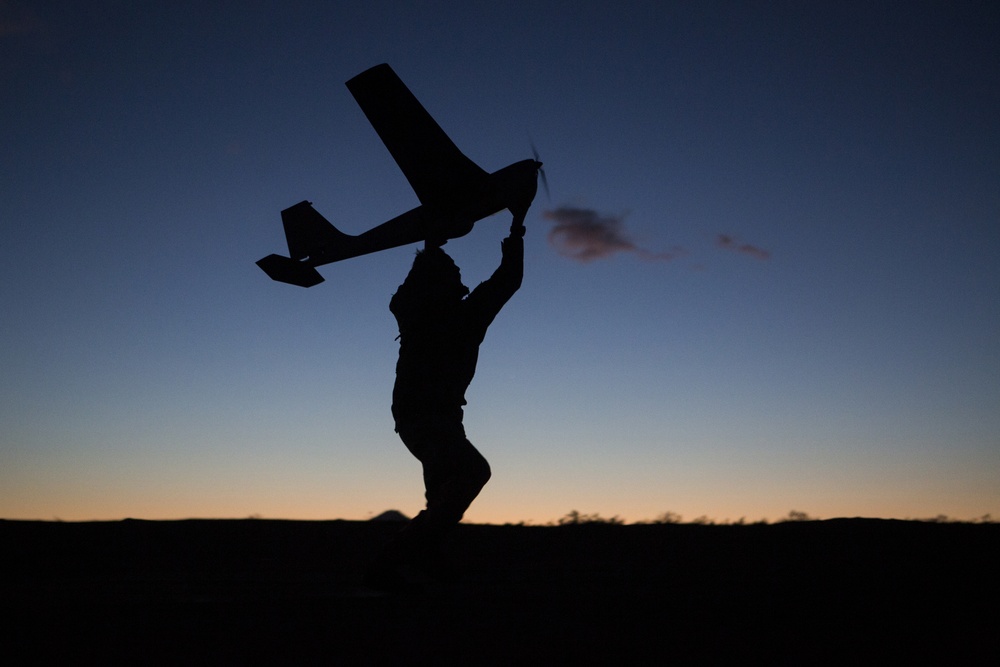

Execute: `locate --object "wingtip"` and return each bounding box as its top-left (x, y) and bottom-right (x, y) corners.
top-left (347, 63), bottom-right (395, 87)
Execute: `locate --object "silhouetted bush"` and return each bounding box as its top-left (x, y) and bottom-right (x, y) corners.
top-left (543, 509), bottom-right (996, 526)
top-left (557, 510), bottom-right (625, 525)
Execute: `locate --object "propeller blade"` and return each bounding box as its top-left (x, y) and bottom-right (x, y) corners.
top-left (528, 137), bottom-right (550, 201)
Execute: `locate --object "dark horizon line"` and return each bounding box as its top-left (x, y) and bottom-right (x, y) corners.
top-left (2, 511), bottom-right (995, 526)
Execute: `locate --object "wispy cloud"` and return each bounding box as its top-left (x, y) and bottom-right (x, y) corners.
top-left (543, 207), bottom-right (772, 266)
top-left (715, 234), bottom-right (771, 261)
top-left (543, 207), bottom-right (684, 263)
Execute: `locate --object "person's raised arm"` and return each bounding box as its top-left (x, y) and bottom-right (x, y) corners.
top-left (464, 226), bottom-right (524, 332)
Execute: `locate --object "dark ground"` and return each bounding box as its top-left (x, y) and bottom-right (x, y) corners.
top-left (3, 518), bottom-right (997, 665)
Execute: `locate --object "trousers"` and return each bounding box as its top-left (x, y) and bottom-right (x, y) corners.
top-left (399, 420), bottom-right (491, 525)
top-left (394, 419), bottom-right (491, 555)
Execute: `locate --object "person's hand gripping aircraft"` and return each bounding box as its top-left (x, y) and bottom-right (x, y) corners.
top-left (256, 63), bottom-right (545, 287)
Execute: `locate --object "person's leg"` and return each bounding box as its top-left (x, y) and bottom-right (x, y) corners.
top-left (420, 427), bottom-right (492, 525)
top-left (366, 423), bottom-right (490, 588)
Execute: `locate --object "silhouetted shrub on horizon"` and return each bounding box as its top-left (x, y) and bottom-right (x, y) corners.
top-left (555, 510), bottom-right (625, 526)
top-left (536, 509), bottom-right (997, 527)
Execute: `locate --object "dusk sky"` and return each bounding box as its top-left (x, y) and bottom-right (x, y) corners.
top-left (3, 1), bottom-right (998, 524)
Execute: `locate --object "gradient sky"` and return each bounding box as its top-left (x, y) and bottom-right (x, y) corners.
top-left (3, 1), bottom-right (998, 524)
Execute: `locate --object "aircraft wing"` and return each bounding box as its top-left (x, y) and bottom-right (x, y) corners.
top-left (346, 64), bottom-right (488, 207)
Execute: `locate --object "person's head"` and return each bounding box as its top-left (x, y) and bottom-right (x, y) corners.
top-left (406, 247), bottom-right (469, 303)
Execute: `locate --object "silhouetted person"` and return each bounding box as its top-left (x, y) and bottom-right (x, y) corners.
top-left (366, 222), bottom-right (524, 591)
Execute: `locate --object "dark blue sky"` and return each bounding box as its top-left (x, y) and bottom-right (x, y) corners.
top-left (2, 1), bottom-right (998, 522)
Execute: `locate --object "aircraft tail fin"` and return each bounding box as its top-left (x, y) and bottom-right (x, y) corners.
top-left (281, 201), bottom-right (351, 261)
top-left (256, 201), bottom-right (353, 287)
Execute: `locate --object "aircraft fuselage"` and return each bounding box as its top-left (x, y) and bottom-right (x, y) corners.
top-left (305, 158), bottom-right (540, 267)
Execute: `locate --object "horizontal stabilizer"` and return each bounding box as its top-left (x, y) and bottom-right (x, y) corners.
top-left (256, 254), bottom-right (325, 288)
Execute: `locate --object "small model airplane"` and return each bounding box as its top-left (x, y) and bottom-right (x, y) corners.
top-left (257, 63), bottom-right (544, 287)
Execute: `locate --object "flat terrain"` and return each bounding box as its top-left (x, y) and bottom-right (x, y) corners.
top-left (3, 518), bottom-right (997, 664)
